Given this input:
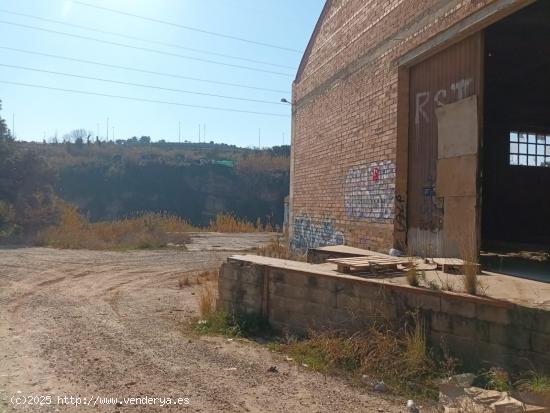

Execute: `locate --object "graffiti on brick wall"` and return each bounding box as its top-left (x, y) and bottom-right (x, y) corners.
top-left (344, 160), bottom-right (396, 222)
top-left (395, 194), bottom-right (406, 233)
top-left (292, 215), bottom-right (345, 251)
top-left (415, 78), bottom-right (474, 125)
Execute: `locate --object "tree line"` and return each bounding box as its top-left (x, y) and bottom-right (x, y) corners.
top-left (0, 104), bottom-right (290, 242)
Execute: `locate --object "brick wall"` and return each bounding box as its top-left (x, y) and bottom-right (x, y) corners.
top-left (219, 256), bottom-right (550, 372)
top-left (290, 0), bottom-right (527, 252)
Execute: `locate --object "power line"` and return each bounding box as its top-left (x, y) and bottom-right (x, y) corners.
top-left (0, 46), bottom-right (289, 94)
top-left (0, 63), bottom-right (285, 105)
top-left (0, 20), bottom-right (293, 77)
top-left (72, 0), bottom-right (302, 53)
top-left (0, 79), bottom-right (290, 118)
top-left (0, 8), bottom-right (295, 70)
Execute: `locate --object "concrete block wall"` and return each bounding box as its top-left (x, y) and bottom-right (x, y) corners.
top-left (290, 0), bottom-right (528, 252)
top-left (219, 257), bottom-right (550, 372)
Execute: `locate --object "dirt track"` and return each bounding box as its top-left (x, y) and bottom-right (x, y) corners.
top-left (0, 236), bottom-right (411, 412)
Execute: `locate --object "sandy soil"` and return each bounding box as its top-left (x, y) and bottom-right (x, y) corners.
top-left (0, 236), bottom-right (414, 413)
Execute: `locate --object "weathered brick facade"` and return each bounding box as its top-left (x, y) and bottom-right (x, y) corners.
top-left (290, 0), bottom-right (531, 253)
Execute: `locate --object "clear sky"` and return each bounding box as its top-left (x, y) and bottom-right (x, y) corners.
top-left (0, 0), bottom-right (324, 147)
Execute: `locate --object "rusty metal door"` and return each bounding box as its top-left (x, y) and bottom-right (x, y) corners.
top-left (407, 33), bottom-right (483, 257)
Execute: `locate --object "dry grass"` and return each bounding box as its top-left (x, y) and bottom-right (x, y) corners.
top-left (274, 317), bottom-right (443, 399)
top-left (457, 232), bottom-right (481, 295)
top-left (38, 204), bottom-right (195, 250)
top-left (256, 236), bottom-right (306, 261)
top-left (207, 213), bottom-right (261, 233)
top-left (197, 270), bottom-right (219, 319)
top-left (179, 270), bottom-right (218, 289)
top-left (37, 204), bottom-right (275, 250)
top-left (236, 153), bottom-right (289, 173)
top-left (405, 265), bottom-right (420, 287)
top-left (198, 283), bottom-right (217, 318)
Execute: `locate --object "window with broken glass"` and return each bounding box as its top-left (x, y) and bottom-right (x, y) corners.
top-left (509, 132), bottom-right (550, 167)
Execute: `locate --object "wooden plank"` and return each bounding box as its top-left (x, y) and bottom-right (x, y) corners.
top-left (432, 258), bottom-right (481, 274)
top-left (329, 254), bottom-right (411, 275)
top-left (433, 258), bottom-right (465, 265)
top-left (330, 256), bottom-right (408, 264)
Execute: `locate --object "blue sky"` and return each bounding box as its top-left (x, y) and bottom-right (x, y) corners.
top-left (0, 0), bottom-right (324, 147)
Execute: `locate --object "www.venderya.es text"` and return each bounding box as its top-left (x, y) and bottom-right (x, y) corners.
top-left (10, 394), bottom-right (190, 408)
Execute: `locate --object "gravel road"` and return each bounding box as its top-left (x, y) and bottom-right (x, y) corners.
top-left (0, 235), bottom-right (413, 412)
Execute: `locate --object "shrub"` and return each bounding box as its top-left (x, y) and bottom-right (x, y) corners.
top-left (485, 367), bottom-right (513, 392)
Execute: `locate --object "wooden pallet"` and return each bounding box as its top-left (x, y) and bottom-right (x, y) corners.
top-left (432, 258), bottom-right (481, 274)
top-left (328, 255), bottom-right (410, 274)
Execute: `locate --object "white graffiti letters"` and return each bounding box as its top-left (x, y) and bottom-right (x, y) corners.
top-left (415, 78), bottom-right (473, 124)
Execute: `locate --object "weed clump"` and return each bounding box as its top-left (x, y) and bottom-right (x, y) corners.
top-left (517, 371), bottom-right (550, 395)
top-left (194, 310), bottom-right (272, 338)
top-left (457, 232), bottom-right (483, 295)
top-left (486, 367), bottom-right (513, 392)
top-left (406, 266), bottom-right (420, 287)
top-left (256, 236), bottom-right (305, 261)
top-left (271, 318), bottom-right (447, 399)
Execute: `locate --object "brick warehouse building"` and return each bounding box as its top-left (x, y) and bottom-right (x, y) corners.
top-left (289, 0), bottom-right (550, 258)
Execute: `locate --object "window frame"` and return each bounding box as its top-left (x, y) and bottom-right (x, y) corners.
top-left (509, 131), bottom-right (550, 168)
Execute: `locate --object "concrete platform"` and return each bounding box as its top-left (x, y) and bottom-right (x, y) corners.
top-left (219, 254), bottom-right (550, 372)
top-left (308, 245), bottom-right (550, 310)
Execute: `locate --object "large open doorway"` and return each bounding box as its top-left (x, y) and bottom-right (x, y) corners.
top-left (481, 0), bottom-right (550, 279)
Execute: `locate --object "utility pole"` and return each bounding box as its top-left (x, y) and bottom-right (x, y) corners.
top-left (198, 124), bottom-right (201, 143)
top-left (112, 126), bottom-right (115, 141)
top-left (203, 124), bottom-right (206, 142)
top-left (282, 132), bottom-right (285, 146)
top-left (258, 128), bottom-right (261, 150)
top-left (106, 117), bottom-right (109, 140)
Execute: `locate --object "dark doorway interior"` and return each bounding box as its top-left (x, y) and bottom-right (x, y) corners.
top-left (482, 0), bottom-right (550, 250)
top-left (482, 0), bottom-right (550, 279)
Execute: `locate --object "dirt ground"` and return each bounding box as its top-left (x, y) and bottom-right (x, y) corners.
top-left (0, 235), bottom-right (415, 413)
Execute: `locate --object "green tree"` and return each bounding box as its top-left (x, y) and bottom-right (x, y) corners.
top-left (0, 99), bottom-right (60, 240)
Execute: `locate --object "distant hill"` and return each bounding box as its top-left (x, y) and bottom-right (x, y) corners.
top-left (21, 140), bottom-right (290, 227)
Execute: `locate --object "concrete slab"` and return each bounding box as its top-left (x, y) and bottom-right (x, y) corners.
top-left (185, 232), bottom-right (277, 252)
